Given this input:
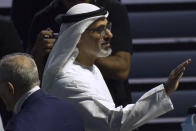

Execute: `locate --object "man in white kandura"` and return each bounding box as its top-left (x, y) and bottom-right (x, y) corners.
top-left (42, 3), bottom-right (191, 131)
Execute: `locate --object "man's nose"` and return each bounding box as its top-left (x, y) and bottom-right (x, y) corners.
top-left (105, 29), bottom-right (113, 39)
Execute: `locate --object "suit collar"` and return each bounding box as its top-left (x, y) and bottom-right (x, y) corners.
top-left (13, 86), bottom-right (40, 114)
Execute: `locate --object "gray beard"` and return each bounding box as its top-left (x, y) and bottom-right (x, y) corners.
top-left (96, 48), bottom-right (112, 58)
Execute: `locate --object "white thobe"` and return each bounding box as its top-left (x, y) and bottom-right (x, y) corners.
top-left (43, 57), bottom-right (174, 131)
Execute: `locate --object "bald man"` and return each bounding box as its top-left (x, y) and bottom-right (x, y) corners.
top-left (0, 53), bottom-right (84, 131)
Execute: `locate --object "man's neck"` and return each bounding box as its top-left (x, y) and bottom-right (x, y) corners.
top-left (11, 90), bottom-right (27, 111)
top-left (13, 86), bottom-right (40, 114)
top-left (76, 52), bottom-right (96, 66)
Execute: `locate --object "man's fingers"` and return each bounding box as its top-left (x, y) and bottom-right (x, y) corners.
top-left (41, 31), bottom-right (53, 37)
top-left (174, 59), bottom-right (191, 80)
top-left (174, 65), bottom-right (186, 77)
top-left (175, 72), bottom-right (184, 82)
top-left (37, 30), bottom-right (54, 40)
top-left (46, 28), bottom-right (53, 32)
top-left (169, 59), bottom-right (191, 82)
top-left (165, 59), bottom-right (191, 96)
top-left (42, 39), bottom-right (56, 48)
top-left (174, 60), bottom-right (188, 73)
top-left (174, 67), bottom-right (185, 79)
top-left (174, 59), bottom-right (191, 74)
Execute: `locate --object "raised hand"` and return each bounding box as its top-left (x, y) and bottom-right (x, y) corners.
top-left (164, 59), bottom-right (191, 96)
top-left (31, 28), bottom-right (56, 80)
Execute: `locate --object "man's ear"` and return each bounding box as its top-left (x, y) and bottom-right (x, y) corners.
top-left (7, 82), bottom-right (15, 95)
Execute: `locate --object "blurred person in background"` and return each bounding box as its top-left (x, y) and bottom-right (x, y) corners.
top-left (11, 0), bottom-right (53, 48)
top-left (181, 105), bottom-right (196, 131)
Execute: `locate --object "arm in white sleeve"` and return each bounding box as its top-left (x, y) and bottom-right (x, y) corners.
top-left (121, 84), bottom-right (173, 130)
top-left (45, 77), bottom-right (173, 131)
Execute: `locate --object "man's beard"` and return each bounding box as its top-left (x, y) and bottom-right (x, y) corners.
top-left (96, 47), bottom-right (112, 57)
top-left (96, 40), bottom-right (112, 58)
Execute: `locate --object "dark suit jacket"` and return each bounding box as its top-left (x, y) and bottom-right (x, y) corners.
top-left (0, 100), bottom-right (12, 127)
top-left (5, 89), bottom-right (84, 131)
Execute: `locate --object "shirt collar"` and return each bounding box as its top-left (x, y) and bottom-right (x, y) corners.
top-left (13, 86), bottom-right (40, 114)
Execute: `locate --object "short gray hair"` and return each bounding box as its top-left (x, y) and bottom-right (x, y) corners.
top-left (0, 53), bottom-right (40, 91)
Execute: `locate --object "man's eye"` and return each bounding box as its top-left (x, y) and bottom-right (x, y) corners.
top-left (87, 25), bottom-right (106, 32)
top-left (95, 26), bottom-right (105, 32)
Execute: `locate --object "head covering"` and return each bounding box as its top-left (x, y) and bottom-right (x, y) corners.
top-left (42, 3), bottom-right (108, 89)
